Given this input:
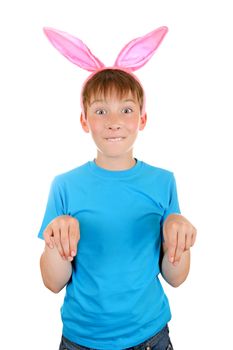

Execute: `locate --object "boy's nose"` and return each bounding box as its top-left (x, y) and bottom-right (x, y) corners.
top-left (104, 112), bottom-right (124, 130)
top-left (108, 124), bottom-right (121, 130)
top-left (106, 117), bottom-right (122, 130)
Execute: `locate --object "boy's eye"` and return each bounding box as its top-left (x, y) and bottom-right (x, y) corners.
top-left (122, 107), bottom-right (133, 114)
top-left (96, 109), bottom-right (107, 115)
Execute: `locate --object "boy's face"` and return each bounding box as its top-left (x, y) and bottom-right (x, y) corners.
top-left (80, 91), bottom-right (147, 163)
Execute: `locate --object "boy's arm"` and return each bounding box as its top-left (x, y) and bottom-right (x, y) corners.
top-left (160, 243), bottom-right (190, 287)
top-left (40, 244), bottom-right (72, 293)
top-left (160, 214), bottom-right (196, 288)
top-left (39, 215), bottom-right (80, 293)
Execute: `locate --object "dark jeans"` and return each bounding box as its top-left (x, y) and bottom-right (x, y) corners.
top-left (59, 324), bottom-right (174, 350)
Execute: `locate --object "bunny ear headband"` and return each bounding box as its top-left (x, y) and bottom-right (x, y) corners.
top-left (43, 26), bottom-right (168, 115)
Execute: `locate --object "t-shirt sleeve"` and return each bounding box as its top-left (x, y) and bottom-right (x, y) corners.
top-left (160, 173), bottom-right (181, 239)
top-left (37, 176), bottom-right (65, 240)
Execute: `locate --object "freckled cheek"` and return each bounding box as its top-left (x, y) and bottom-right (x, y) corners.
top-left (88, 121), bottom-right (104, 137)
top-left (126, 120), bottom-right (140, 133)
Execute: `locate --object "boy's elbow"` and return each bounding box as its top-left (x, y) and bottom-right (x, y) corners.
top-left (161, 269), bottom-right (188, 288)
top-left (40, 271), bottom-right (67, 293)
top-left (168, 275), bottom-right (188, 288)
top-left (169, 280), bottom-right (182, 288)
top-left (40, 259), bottom-right (65, 294)
top-left (43, 281), bottom-right (63, 294)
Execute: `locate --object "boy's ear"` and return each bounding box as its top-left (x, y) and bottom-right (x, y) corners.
top-left (139, 113), bottom-right (147, 131)
top-left (80, 113), bottom-right (89, 133)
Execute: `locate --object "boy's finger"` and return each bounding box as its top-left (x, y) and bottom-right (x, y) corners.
top-left (191, 229), bottom-right (197, 246)
top-left (43, 226), bottom-right (54, 249)
top-left (166, 230), bottom-right (178, 264)
top-left (69, 221), bottom-right (80, 257)
top-left (185, 233), bottom-right (192, 250)
top-left (174, 230), bottom-right (186, 264)
top-left (60, 225), bottom-right (70, 258)
top-left (53, 228), bottom-right (66, 259)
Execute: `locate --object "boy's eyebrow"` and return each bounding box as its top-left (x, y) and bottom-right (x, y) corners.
top-left (123, 99), bottom-right (137, 104)
top-left (90, 99), bottom-right (104, 106)
top-left (90, 99), bottom-right (137, 106)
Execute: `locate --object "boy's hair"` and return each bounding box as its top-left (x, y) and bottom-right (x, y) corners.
top-left (82, 69), bottom-right (144, 116)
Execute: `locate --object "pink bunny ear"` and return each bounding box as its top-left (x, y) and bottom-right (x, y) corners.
top-left (114, 26), bottom-right (168, 71)
top-left (43, 27), bottom-right (105, 72)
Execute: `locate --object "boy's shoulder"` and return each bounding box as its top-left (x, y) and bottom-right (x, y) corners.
top-left (142, 160), bottom-right (174, 178)
top-left (52, 161), bottom-right (89, 183)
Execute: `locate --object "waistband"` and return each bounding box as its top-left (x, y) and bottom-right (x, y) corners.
top-left (61, 324), bottom-right (169, 350)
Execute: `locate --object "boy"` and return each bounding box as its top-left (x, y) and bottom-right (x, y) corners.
top-left (38, 28), bottom-right (197, 350)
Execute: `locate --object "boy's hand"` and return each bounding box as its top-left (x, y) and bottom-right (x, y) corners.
top-left (43, 215), bottom-right (80, 261)
top-left (163, 214), bottom-right (197, 266)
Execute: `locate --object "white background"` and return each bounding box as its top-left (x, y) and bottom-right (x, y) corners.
top-left (0, 0), bottom-right (232, 349)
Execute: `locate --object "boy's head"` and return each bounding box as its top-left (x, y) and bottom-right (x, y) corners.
top-left (81, 68), bottom-right (145, 119)
top-left (43, 26), bottom-right (168, 166)
top-left (79, 68), bottom-right (147, 163)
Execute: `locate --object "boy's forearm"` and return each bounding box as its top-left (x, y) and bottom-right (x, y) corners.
top-left (40, 245), bottom-right (72, 293)
top-left (161, 249), bottom-right (190, 287)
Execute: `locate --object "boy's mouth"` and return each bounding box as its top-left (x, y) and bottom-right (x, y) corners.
top-left (105, 137), bottom-right (126, 142)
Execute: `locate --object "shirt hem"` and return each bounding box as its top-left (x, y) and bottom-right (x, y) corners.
top-left (62, 315), bottom-right (171, 350)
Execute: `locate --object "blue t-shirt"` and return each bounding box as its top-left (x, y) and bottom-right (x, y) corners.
top-left (37, 158), bottom-right (181, 349)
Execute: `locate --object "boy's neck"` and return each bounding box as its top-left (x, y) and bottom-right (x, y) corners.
top-left (94, 156), bottom-right (136, 171)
